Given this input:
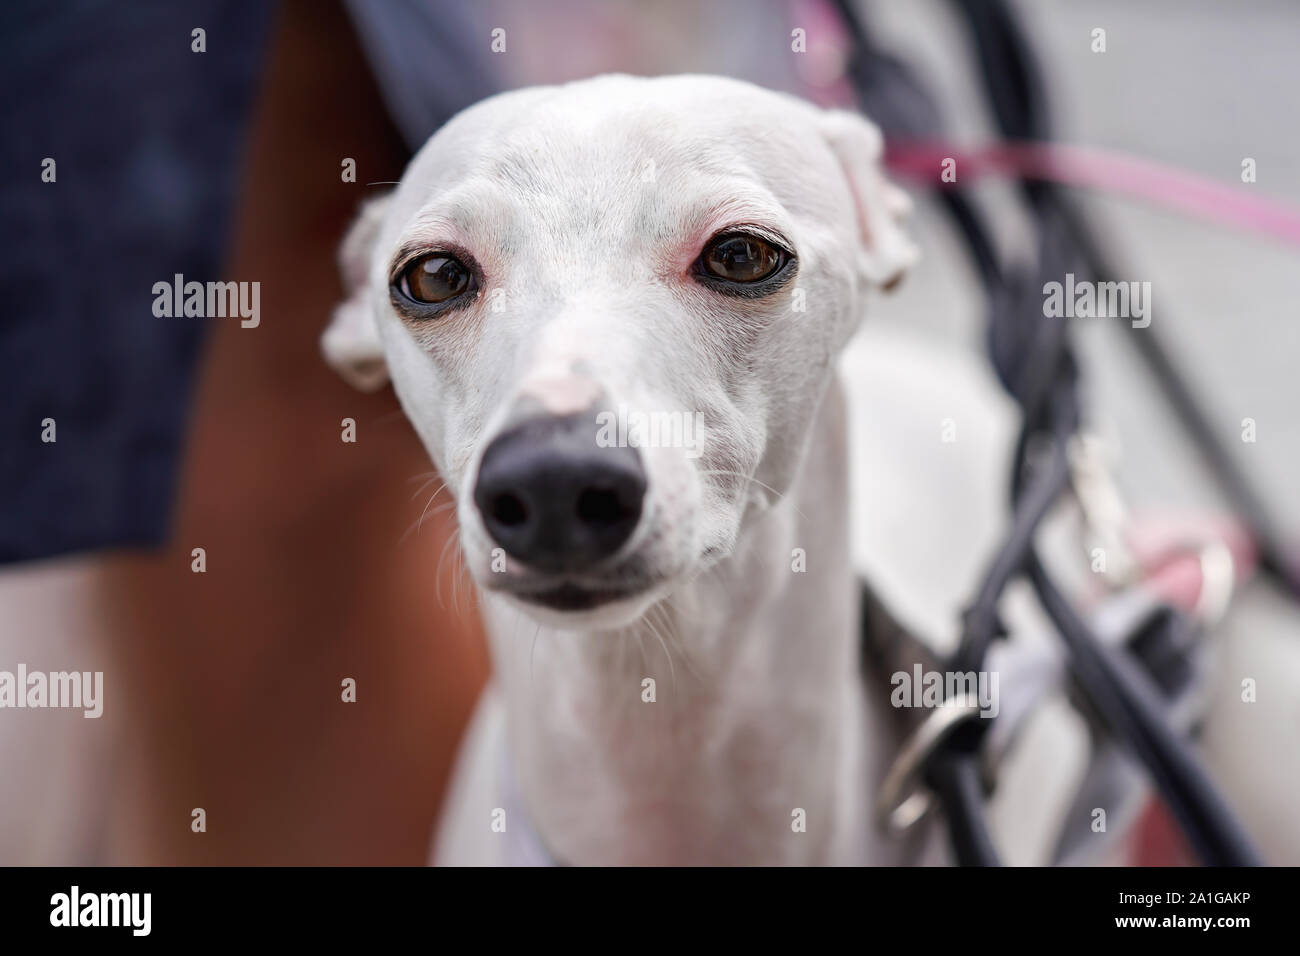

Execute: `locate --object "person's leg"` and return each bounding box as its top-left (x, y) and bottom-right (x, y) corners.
top-left (102, 0), bottom-right (488, 864)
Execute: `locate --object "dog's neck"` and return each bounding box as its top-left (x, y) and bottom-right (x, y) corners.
top-left (482, 377), bottom-right (888, 864)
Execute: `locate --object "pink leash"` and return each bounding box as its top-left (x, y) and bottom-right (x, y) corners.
top-left (885, 140), bottom-right (1300, 248)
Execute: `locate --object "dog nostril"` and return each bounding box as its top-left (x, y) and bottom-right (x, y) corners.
top-left (576, 486), bottom-right (633, 526)
top-left (491, 493), bottom-right (528, 527)
top-left (474, 414), bottom-right (646, 572)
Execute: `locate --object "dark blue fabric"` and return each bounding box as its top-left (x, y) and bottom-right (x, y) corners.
top-left (0, 1), bottom-right (273, 564)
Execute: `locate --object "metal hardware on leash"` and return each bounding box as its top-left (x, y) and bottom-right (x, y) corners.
top-left (1149, 536), bottom-right (1238, 628)
top-left (876, 695), bottom-right (986, 834)
top-left (838, 0), bottom-right (1267, 866)
top-left (1193, 540), bottom-right (1236, 625)
top-left (1067, 433), bottom-right (1238, 627)
top-left (1069, 433), bottom-right (1138, 587)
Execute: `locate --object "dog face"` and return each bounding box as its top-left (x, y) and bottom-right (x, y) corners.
top-left (324, 74), bottom-right (915, 630)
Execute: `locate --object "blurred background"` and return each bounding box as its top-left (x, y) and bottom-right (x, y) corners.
top-left (1, 0), bottom-right (1296, 864)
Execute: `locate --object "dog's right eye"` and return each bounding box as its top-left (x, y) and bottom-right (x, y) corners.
top-left (397, 254), bottom-right (474, 305)
top-left (692, 229), bottom-right (795, 296)
top-left (700, 234), bottom-right (784, 283)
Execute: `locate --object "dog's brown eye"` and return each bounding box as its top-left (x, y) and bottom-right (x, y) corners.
top-left (699, 233), bottom-right (786, 283)
top-left (400, 254), bottom-right (473, 304)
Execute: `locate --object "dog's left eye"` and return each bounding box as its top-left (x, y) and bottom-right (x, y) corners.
top-left (697, 233), bottom-right (788, 284)
top-left (397, 253), bottom-right (475, 305)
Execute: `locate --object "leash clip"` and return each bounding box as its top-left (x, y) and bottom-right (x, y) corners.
top-left (1068, 433), bottom-right (1139, 586)
top-left (876, 694), bottom-right (986, 834)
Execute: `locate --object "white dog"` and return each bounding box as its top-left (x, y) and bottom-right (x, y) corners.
top-left (324, 74), bottom-right (943, 865)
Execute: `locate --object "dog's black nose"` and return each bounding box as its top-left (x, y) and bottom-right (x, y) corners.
top-left (474, 414), bottom-right (646, 574)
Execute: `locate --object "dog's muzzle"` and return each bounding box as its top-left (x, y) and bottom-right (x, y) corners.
top-left (474, 413), bottom-right (646, 577)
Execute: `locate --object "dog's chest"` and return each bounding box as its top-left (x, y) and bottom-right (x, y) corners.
top-left (483, 556), bottom-right (868, 864)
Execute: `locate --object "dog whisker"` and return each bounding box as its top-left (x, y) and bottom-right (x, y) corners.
top-left (656, 600), bottom-right (703, 683)
top-left (696, 469), bottom-right (808, 521)
top-left (366, 409), bottom-right (411, 428)
top-left (634, 628), bottom-right (648, 675)
top-left (397, 484), bottom-right (451, 546)
top-left (641, 606), bottom-right (677, 698)
top-left (434, 531), bottom-right (459, 609)
top-left (529, 620), bottom-right (542, 687)
top-left (418, 487), bottom-right (451, 532)
top-left (408, 475), bottom-right (444, 502)
top-left (452, 530), bottom-right (469, 615)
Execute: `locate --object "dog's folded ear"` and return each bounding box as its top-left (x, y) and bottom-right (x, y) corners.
top-left (818, 110), bottom-right (918, 292)
top-left (322, 194), bottom-right (392, 392)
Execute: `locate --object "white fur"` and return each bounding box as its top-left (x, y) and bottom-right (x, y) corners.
top-left (325, 74), bottom-right (925, 865)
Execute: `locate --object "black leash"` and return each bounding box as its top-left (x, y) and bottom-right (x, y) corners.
top-left (835, 0), bottom-right (1264, 867)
